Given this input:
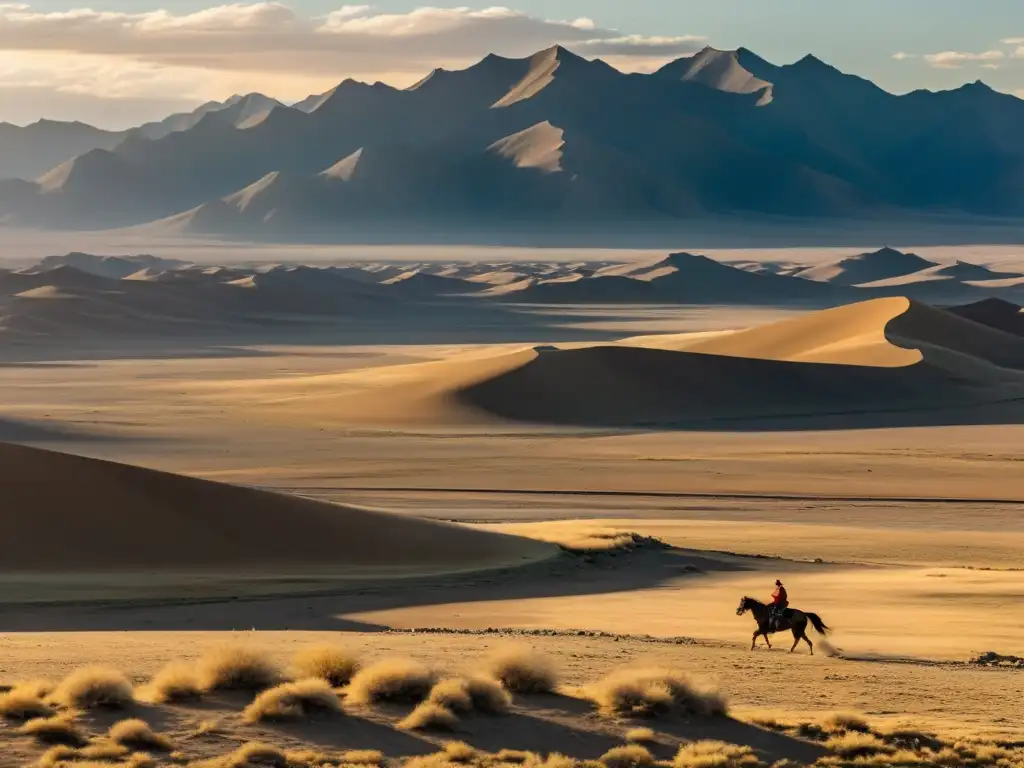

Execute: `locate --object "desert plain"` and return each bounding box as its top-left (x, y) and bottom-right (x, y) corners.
top-left (0, 244), bottom-right (1022, 768)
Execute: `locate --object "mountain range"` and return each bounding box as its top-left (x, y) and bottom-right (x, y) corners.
top-left (2, 45), bottom-right (1024, 237)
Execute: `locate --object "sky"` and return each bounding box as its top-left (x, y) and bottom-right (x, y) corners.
top-left (2, 0), bottom-right (1023, 128)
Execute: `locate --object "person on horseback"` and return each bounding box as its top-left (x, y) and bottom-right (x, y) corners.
top-left (770, 579), bottom-right (788, 629)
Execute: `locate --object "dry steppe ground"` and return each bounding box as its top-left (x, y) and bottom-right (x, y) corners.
top-left (1, 282), bottom-right (1022, 766)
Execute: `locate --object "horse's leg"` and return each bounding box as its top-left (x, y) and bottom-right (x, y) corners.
top-left (789, 627), bottom-right (800, 653)
top-left (751, 629), bottom-right (763, 651)
top-left (763, 629), bottom-right (772, 649)
top-left (803, 632), bottom-right (814, 655)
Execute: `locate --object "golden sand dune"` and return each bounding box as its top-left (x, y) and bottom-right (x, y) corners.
top-left (309, 298), bottom-right (1024, 428)
top-left (0, 442), bottom-right (555, 580)
top-left (628, 296), bottom-right (1024, 370)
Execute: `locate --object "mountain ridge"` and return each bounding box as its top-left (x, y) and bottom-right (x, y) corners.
top-left (3, 45), bottom-right (1024, 237)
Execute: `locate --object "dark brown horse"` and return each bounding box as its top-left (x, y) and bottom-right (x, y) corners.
top-left (736, 596), bottom-right (830, 654)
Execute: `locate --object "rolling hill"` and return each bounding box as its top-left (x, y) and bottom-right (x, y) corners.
top-left (0, 442), bottom-right (555, 587)
top-left (312, 297), bottom-right (1024, 429)
top-left (2, 44), bottom-right (1024, 236)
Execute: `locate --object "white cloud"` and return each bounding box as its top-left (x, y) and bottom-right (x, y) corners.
top-left (892, 52), bottom-right (916, 61)
top-left (0, 3), bottom-right (705, 75)
top-left (0, 2), bottom-right (706, 126)
top-left (1001, 37), bottom-right (1024, 45)
top-left (922, 50), bottom-right (1005, 69)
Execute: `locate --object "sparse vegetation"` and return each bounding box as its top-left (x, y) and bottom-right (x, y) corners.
top-left (79, 740), bottom-right (132, 760)
top-left (345, 658), bottom-right (436, 706)
top-left (109, 718), bottom-right (174, 751)
top-left (337, 750), bottom-right (385, 766)
top-left (398, 701), bottom-right (460, 731)
top-left (674, 741), bottom-right (762, 768)
top-left (428, 676), bottom-right (511, 714)
top-left (485, 645), bottom-right (558, 694)
top-left (495, 750), bottom-right (536, 764)
top-left (587, 668), bottom-right (726, 719)
top-left (824, 713), bottom-right (871, 734)
top-left (404, 741), bottom-right (484, 768)
top-left (208, 741), bottom-right (289, 768)
top-left (37, 745), bottom-right (81, 768)
top-left (292, 644), bottom-right (361, 687)
top-left (599, 745), bottom-right (654, 768)
top-left (823, 729), bottom-right (888, 761)
top-left (50, 666), bottom-right (134, 709)
top-left (625, 727), bottom-right (656, 744)
top-left (0, 683), bottom-right (53, 719)
top-left (146, 661), bottom-right (203, 703)
top-left (242, 678), bottom-right (342, 722)
top-left (197, 645), bottom-right (282, 692)
top-left (20, 714), bottom-right (88, 746)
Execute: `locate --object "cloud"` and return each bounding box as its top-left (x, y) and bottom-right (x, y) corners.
top-left (1002, 37), bottom-right (1024, 45)
top-left (0, 3), bottom-right (705, 77)
top-left (0, 2), bottom-right (706, 126)
top-left (0, 2), bottom-right (708, 125)
top-left (891, 52), bottom-right (916, 61)
top-left (922, 50), bottom-right (1005, 69)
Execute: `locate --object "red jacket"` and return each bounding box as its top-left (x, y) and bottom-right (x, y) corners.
top-left (772, 586), bottom-right (787, 605)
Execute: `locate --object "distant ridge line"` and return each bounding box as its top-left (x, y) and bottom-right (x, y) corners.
top-left (258, 485), bottom-right (1024, 506)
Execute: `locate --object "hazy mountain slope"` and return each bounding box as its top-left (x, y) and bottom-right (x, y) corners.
top-left (3, 44), bottom-right (1024, 234)
top-left (0, 120), bottom-right (124, 181)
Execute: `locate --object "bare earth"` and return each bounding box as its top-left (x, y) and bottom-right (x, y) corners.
top-left (0, 286), bottom-right (1022, 766)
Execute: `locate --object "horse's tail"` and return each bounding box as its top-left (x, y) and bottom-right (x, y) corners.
top-left (805, 612), bottom-right (830, 635)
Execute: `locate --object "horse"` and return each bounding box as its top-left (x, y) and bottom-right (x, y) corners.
top-left (736, 596), bottom-right (830, 654)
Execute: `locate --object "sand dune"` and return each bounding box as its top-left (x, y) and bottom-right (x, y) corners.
top-left (0, 442), bottom-right (555, 591)
top-left (947, 297), bottom-right (1024, 337)
top-left (791, 247), bottom-right (935, 285)
top-left (310, 297), bottom-right (1024, 428)
top-left (630, 296), bottom-right (1024, 369)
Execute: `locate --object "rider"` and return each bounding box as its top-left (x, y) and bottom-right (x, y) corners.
top-left (770, 579), bottom-right (788, 628)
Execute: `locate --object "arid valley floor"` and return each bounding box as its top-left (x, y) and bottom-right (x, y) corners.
top-left (0, 244), bottom-right (1022, 768)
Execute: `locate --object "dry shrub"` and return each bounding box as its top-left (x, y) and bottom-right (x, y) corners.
top-left (674, 741), bottom-right (761, 768)
top-left (346, 658), bottom-right (436, 706)
top-left (428, 676), bottom-right (511, 715)
top-left (109, 718), bottom-right (174, 751)
top-left (878, 728), bottom-right (945, 752)
top-left (600, 745), bottom-right (654, 768)
top-left (625, 728), bottom-right (656, 744)
top-left (286, 749), bottom-right (332, 765)
top-left (495, 750), bottom-right (538, 764)
top-left (337, 750), bottom-right (385, 766)
top-left (147, 662), bottom-right (202, 704)
top-left (128, 754), bottom-right (159, 768)
top-left (824, 713), bottom-right (871, 734)
top-left (37, 745), bottom-right (81, 768)
top-left (542, 756), bottom-right (582, 768)
top-left (292, 645), bottom-right (361, 687)
top-left (197, 645), bottom-right (282, 692)
top-left (196, 741), bottom-right (290, 768)
top-left (80, 741), bottom-right (131, 760)
top-left (794, 722), bottom-right (825, 740)
top-left (0, 685), bottom-right (53, 719)
top-left (243, 678), bottom-right (342, 722)
top-left (825, 732), bottom-right (893, 758)
top-left (485, 646), bottom-right (557, 694)
top-left (404, 741), bottom-right (480, 768)
top-left (398, 701), bottom-right (459, 732)
top-left (20, 714), bottom-right (88, 746)
top-left (50, 667), bottom-right (134, 709)
top-left (587, 669), bottom-right (726, 719)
